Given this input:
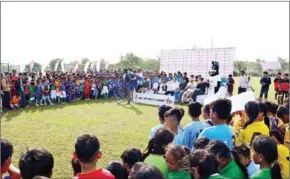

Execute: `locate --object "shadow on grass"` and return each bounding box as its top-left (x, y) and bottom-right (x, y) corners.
top-left (117, 102), bottom-right (143, 115)
top-left (2, 99), bottom-right (118, 122)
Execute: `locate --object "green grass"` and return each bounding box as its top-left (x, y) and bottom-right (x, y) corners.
top-left (1, 77), bottom-right (276, 178)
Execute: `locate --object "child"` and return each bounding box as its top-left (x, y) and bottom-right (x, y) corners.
top-left (106, 161), bottom-right (128, 179)
top-left (28, 81), bottom-right (36, 106)
top-left (164, 108), bottom-right (185, 146)
top-left (18, 148), bottom-right (54, 179)
top-left (231, 144), bottom-right (260, 178)
top-left (207, 140), bottom-right (248, 179)
top-left (193, 136), bottom-right (210, 150)
top-left (42, 80), bottom-right (52, 105)
top-left (197, 99), bottom-right (235, 149)
top-left (60, 80), bottom-right (66, 102)
top-left (71, 157), bottom-right (81, 177)
top-left (236, 101), bottom-right (269, 146)
top-left (35, 79), bottom-right (42, 106)
top-left (90, 79), bottom-right (96, 99)
top-left (189, 150), bottom-right (225, 179)
top-left (66, 78), bottom-right (73, 102)
top-left (165, 144), bottom-right (191, 179)
top-left (251, 136), bottom-right (282, 179)
top-left (143, 128), bottom-right (174, 178)
top-left (276, 106), bottom-right (289, 147)
top-left (150, 105), bottom-right (172, 138)
top-left (101, 78), bottom-right (109, 99)
top-left (74, 134), bottom-right (115, 179)
top-left (129, 162), bottom-right (164, 179)
top-left (269, 131), bottom-right (289, 179)
top-left (24, 80), bottom-right (30, 106)
top-left (50, 80), bottom-right (57, 103)
top-left (1, 139), bottom-right (21, 179)
top-left (84, 78), bottom-right (90, 100)
top-left (79, 76), bottom-right (85, 99)
top-left (182, 102), bottom-right (211, 149)
top-left (54, 77), bottom-right (61, 103)
top-left (10, 92), bottom-right (21, 109)
top-left (121, 148), bottom-right (142, 172)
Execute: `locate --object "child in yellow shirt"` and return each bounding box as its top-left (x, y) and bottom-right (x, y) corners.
top-left (277, 106), bottom-right (289, 147)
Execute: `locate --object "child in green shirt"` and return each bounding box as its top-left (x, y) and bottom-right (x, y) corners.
top-left (165, 144), bottom-right (191, 179)
top-left (251, 136), bottom-right (282, 179)
top-left (207, 140), bottom-right (248, 179)
top-left (28, 81), bottom-right (36, 105)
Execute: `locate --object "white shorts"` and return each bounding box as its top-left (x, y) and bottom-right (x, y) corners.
top-left (101, 86), bottom-right (109, 95)
top-left (60, 91), bottom-right (66, 98)
top-left (56, 92), bottom-right (61, 97)
top-left (51, 90), bottom-right (56, 99)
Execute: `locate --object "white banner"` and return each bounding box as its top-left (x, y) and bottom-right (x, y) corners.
top-left (133, 91), bottom-right (175, 106)
top-left (61, 60), bottom-right (65, 73)
top-left (54, 60), bottom-right (60, 71)
top-left (84, 61), bottom-right (91, 72)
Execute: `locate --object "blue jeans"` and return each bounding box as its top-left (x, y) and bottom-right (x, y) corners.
top-left (174, 90), bottom-right (184, 101)
top-left (260, 87), bottom-right (269, 99)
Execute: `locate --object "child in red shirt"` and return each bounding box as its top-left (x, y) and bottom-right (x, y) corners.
top-left (74, 134), bottom-right (115, 179)
top-left (84, 78), bottom-right (91, 100)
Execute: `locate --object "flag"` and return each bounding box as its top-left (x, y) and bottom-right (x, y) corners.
top-left (54, 60), bottom-right (60, 71)
top-left (84, 61), bottom-right (90, 72)
top-left (61, 60), bottom-right (65, 73)
top-left (73, 62), bottom-right (79, 73)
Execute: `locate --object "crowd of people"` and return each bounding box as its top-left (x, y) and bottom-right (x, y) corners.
top-left (1, 97), bottom-right (289, 179)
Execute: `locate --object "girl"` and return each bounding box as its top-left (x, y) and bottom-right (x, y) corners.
top-left (84, 77), bottom-right (90, 100)
top-left (29, 81), bottom-right (36, 106)
top-left (79, 76), bottom-right (85, 99)
top-left (189, 150), bottom-right (225, 179)
top-left (90, 78), bottom-right (96, 99)
top-left (231, 144), bottom-right (260, 178)
top-left (50, 80), bottom-right (57, 103)
top-left (207, 140), bottom-right (248, 179)
top-left (164, 107), bottom-right (185, 146)
top-left (35, 79), bottom-right (42, 106)
top-left (236, 101), bottom-right (269, 146)
top-left (276, 106), bottom-right (289, 147)
top-left (106, 161), bottom-right (129, 179)
top-left (269, 131), bottom-right (289, 179)
top-left (143, 128), bottom-right (174, 178)
top-left (251, 136), bottom-right (282, 179)
top-left (129, 162), bottom-right (164, 179)
top-left (54, 77), bottom-right (61, 103)
top-left (264, 102), bottom-right (285, 135)
top-left (121, 148), bottom-right (142, 173)
top-left (165, 144), bottom-right (191, 179)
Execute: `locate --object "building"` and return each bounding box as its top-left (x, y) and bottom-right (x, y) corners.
top-left (160, 47), bottom-right (236, 78)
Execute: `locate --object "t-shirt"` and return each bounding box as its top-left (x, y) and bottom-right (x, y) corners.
top-left (246, 161), bottom-right (260, 178)
top-left (168, 170), bottom-right (191, 179)
top-left (182, 121), bottom-right (211, 149)
top-left (250, 168), bottom-right (271, 179)
top-left (75, 168), bottom-right (115, 179)
top-left (219, 160), bottom-right (246, 179)
top-left (198, 124), bottom-right (235, 149)
top-left (173, 128), bottom-right (184, 146)
top-left (236, 121), bottom-right (269, 146)
top-left (284, 127), bottom-right (289, 147)
top-left (277, 144), bottom-right (289, 179)
top-left (150, 124), bottom-right (164, 138)
top-left (144, 154), bottom-right (169, 179)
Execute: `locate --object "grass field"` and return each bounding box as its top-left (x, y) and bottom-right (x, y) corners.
top-left (1, 77), bottom-right (277, 178)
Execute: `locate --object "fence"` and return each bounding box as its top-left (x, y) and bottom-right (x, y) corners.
top-left (1, 63), bottom-right (21, 73)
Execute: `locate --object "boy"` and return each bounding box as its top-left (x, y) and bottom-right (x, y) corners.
top-left (182, 102), bottom-right (211, 149)
top-left (274, 72), bottom-right (283, 99)
top-left (74, 134), bottom-right (115, 179)
top-left (10, 92), bottom-right (21, 109)
top-left (19, 148), bottom-right (54, 179)
top-left (277, 106), bottom-right (289, 147)
top-left (1, 139), bottom-right (21, 179)
top-left (259, 71), bottom-right (271, 101)
top-left (197, 99), bottom-right (235, 149)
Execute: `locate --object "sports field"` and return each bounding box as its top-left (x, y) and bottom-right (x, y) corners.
top-left (1, 77), bottom-right (277, 178)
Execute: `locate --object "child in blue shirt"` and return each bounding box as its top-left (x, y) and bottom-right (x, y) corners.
top-left (35, 80), bottom-right (42, 106)
top-left (197, 99), bottom-right (235, 149)
top-left (182, 102), bottom-right (211, 149)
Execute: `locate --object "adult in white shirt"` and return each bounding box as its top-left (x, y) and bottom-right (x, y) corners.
top-left (238, 70), bottom-right (248, 94)
top-left (165, 78), bottom-right (179, 96)
top-left (181, 79), bottom-right (196, 103)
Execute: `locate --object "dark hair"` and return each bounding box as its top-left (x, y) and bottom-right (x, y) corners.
top-left (75, 134), bottom-right (100, 163)
top-left (71, 158), bottom-right (81, 176)
top-left (231, 143), bottom-right (251, 161)
top-left (252, 136), bottom-right (281, 179)
top-left (164, 107), bottom-right (185, 125)
top-left (250, 132), bottom-right (262, 146)
top-left (32, 176), bottom-right (50, 179)
top-left (277, 72), bottom-right (281, 75)
top-left (1, 139), bottom-right (13, 165)
top-left (263, 71), bottom-right (268, 74)
top-left (229, 74), bottom-right (233, 78)
top-left (210, 99), bottom-right (232, 120)
top-left (188, 102), bottom-right (202, 118)
top-left (189, 150), bottom-right (219, 179)
top-left (258, 102), bottom-right (270, 128)
top-left (207, 140), bottom-right (248, 179)
top-left (277, 106), bottom-right (289, 119)
top-left (158, 105), bottom-right (172, 123)
top-left (129, 162), bottom-right (164, 179)
top-left (121, 148), bottom-right (142, 168)
top-left (270, 130), bottom-right (284, 144)
top-left (264, 101), bottom-right (278, 114)
top-left (142, 128), bottom-right (174, 160)
top-left (19, 148), bottom-right (54, 179)
top-left (193, 137), bottom-right (210, 149)
top-left (166, 144), bottom-right (191, 170)
top-left (243, 101), bottom-right (259, 129)
top-left (106, 161), bottom-right (129, 179)
top-left (203, 104), bottom-right (210, 118)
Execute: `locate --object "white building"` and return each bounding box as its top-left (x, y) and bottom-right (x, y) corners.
top-left (160, 47), bottom-right (236, 78)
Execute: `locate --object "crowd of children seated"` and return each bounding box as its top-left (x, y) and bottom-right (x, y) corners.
top-left (1, 97), bottom-right (289, 179)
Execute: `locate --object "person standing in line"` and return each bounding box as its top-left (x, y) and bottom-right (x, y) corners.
top-left (1, 73), bottom-right (12, 111)
top-left (259, 71), bottom-right (271, 102)
top-left (238, 70), bottom-right (248, 94)
top-left (227, 74), bottom-right (235, 96)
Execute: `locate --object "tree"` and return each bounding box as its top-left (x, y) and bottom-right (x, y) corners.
top-left (24, 62), bottom-right (42, 73)
top-left (100, 58), bottom-right (106, 70)
top-left (277, 56), bottom-right (289, 73)
top-left (79, 58), bottom-right (90, 71)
